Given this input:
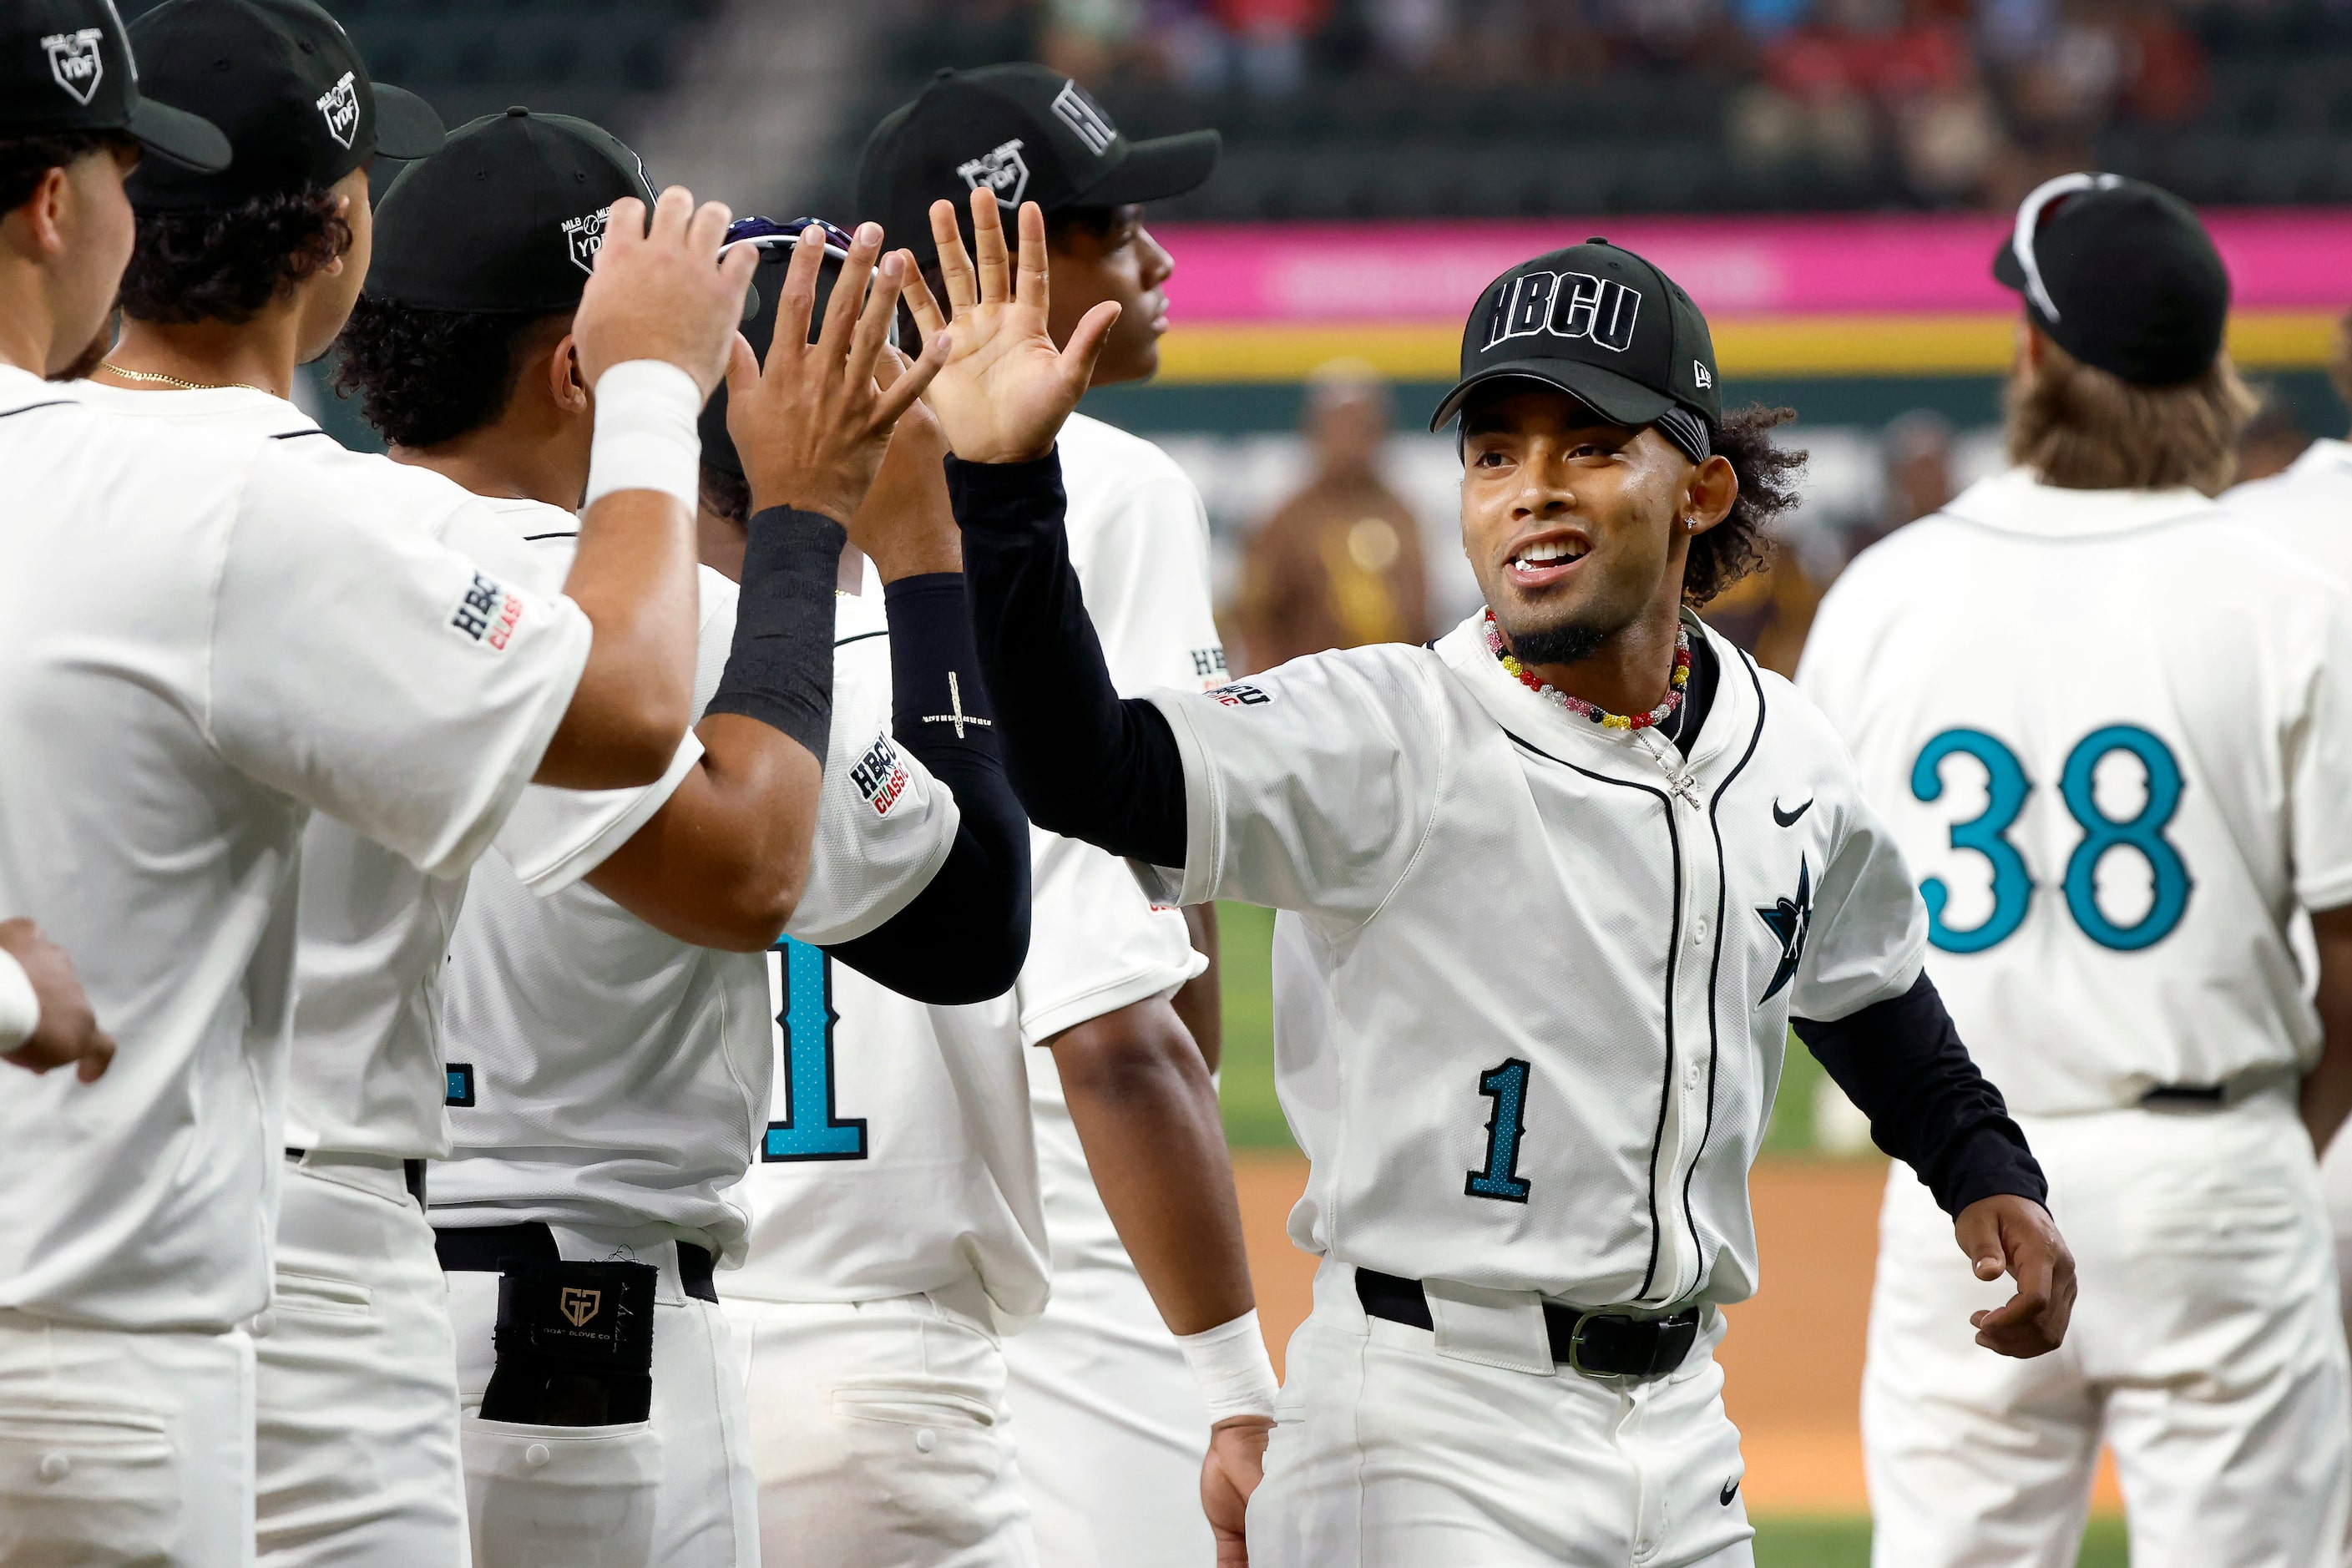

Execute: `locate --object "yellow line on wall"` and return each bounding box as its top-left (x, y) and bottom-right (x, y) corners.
top-left (1153, 311), bottom-right (2339, 383)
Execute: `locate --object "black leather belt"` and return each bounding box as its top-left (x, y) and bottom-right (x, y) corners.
top-left (2142, 1083), bottom-right (2228, 1106)
top-left (1355, 1268), bottom-right (1702, 1380)
top-left (285, 1148), bottom-right (427, 1211)
top-left (434, 1221), bottom-right (719, 1305)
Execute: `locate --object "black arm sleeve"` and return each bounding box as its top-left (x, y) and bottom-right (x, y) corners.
top-left (1793, 971), bottom-right (2049, 1216)
top-left (948, 452), bottom-right (1189, 868)
top-left (822, 574), bottom-right (1032, 1006)
top-left (703, 508), bottom-right (847, 761)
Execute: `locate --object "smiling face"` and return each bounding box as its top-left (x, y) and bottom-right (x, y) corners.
top-left (1045, 204), bottom-right (1173, 387)
top-left (1459, 382), bottom-right (1720, 670)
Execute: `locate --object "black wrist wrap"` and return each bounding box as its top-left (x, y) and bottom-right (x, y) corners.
top-left (478, 1259), bottom-right (656, 1426)
top-left (704, 507), bottom-right (847, 762)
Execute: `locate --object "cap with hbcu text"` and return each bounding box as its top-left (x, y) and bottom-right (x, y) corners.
top-left (1431, 240), bottom-right (1722, 463)
top-left (364, 107), bottom-right (655, 314)
top-left (0, 0), bottom-right (229, 171)
top-left (126, 0), bottom-right (443, 210)
top-left (1992, 173), bottom-right (2228, 388)
top-left (857, 64), bottom-right (1218, 270)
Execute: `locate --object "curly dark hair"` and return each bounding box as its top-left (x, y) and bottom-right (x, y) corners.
top-left (699, 459), bottom-right (751, 526)
top-left (0, 131), bottom-right (127, 215)
top-left (333, 296), bottom-right (569, 449)
top-left (119, 185), bottom-right (352, 326)
top-left (1683, 404), bottom-right (1805, 607)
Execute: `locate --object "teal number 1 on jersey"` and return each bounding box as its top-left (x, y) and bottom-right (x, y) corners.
top-left (761, 937), bottom-right (868, 1161)
top-left (1911, 724), bottom-right (2192, 953)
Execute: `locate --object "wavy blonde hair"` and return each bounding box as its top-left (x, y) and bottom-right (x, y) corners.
top-left (2004, 331), bottom-right (2258, 496)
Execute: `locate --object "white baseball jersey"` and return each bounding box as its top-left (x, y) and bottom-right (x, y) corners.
top-left (68, 383), bottom-right (701, 1161)
top-left (2225, 435), bottom-right (2352, 581)
top-left (1139, 610), bottom-right (1925, 1309)
top-left (1799, 467), bottom-right (2352, 1115)
top-left (433, 531), bottom-right (961, 1262)
top-left (0, 366), bottom-right (589, 1331)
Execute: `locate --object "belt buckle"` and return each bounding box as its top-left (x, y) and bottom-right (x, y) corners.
top-left (1564, 1310), bottom-right (1608, 1378)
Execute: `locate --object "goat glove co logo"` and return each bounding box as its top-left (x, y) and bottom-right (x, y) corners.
top-left (956, 138), bottom-right (1029, 210)
top-left (559, 1287), bottom-right (602, 1328)
top-left (316, 69), bottom-right (359, 149)
top-left (563, 205), bottom-right (613, 275)
top-left (1481, 269), bottom-right (1641, 355)
top-left (43, 28), bottom-right (104, 106)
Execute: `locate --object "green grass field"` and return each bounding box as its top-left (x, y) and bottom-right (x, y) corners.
top-left (1753, 1516), bottom-right (2127, 1565)
top-left (1215, 900), bottom-right (1843, 1157)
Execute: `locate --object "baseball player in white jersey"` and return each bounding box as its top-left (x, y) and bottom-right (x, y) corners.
top-left (833, 67), bottom-right (1250, 1566)
top-left (1802, 175), bottom-right (2352, 1568)
top-left (909, 194), bottom-right (2077, 1566)
top-left (0, 919), bottom-right (114, 1084)
top-left (0, 5), bottom-right (767, 1558)
top-left (326, 185), bottom-right (1003, 1560)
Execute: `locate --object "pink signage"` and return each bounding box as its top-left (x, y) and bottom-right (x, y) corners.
top-left (1155, 210), bottom-right (2352, 323)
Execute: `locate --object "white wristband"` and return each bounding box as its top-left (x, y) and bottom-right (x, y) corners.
top-left (1175, 1309), bottom-right (1279, 1424)
top-left (0, 951), bottom-right (37, 1056)
top-left (584, 358), bottom-right (704, 512)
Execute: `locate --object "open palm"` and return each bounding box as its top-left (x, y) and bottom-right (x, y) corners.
top-left (899, 189), bottom-right (1120, 466)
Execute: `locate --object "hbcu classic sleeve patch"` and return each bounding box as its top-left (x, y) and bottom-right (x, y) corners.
top-left (848, 731), bottom-right (912, 817)
top-left (448, 570), bottom-right (525, 652)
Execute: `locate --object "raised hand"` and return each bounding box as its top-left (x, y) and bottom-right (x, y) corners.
top-left (843, 347), bottom-right (961, 583)
top-left (573, 186), bottom-right (757, 397)
top-left (726, 222), bottom-right (948, 525)
top-left (899, 189), bottom-right (1120, 465)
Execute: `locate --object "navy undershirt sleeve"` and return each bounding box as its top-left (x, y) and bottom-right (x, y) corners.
top-left (1793, 972), bottom-right (2049, 1216)
top-left (822, 574), bottom-right (1031, 1004)
top-left (948, 451), bottom-right (1190, 869)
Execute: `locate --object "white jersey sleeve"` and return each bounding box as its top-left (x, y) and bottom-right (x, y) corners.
top-left (210, 444), bottom-right (590, 879)
top-left (785, 594), bottom-right (961, 946)
top-left (1062, 426), bottom-right (1230, 693)
top-left (2289, 594), bottom-right (2352, 912)
top-left (1787, 723), bottom-right (1930, 1021)
top-left (1140, 646), bottom-right (1450, 920)
top-left (1016, 830), bottom-right (1203, 1047)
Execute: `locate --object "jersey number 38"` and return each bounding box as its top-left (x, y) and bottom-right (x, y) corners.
top-left (1911, 724), bottom-right (2192, 954)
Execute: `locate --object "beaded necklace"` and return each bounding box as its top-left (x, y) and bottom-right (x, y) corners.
top-left (1483, 609), bottom-right (1690, 733)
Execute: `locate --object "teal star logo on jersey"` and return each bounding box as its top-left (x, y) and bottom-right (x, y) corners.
top-left (1754, 858), bottom-right (1813, 1005)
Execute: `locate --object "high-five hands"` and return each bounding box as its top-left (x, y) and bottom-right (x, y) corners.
top-left (898, 188), bottom-right (1121, 465)
top-left (573, 186), bottom-right (757, 397)
top-left (727, 222), bottom-right (948, 524)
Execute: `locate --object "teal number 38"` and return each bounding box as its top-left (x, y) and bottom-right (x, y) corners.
top-left (1910, 725), bottom-right (2191, 953)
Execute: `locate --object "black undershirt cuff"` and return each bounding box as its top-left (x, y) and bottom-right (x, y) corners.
top-left (704, 508), bottom-right (845, 762)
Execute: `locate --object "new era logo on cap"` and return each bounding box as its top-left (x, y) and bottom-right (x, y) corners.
top-left (43, 28), bottom-right (104, 105)
top-left (956, 138), bottom-right (1029, 209)
top-left (1482, 269), bottom-right (1642, 357)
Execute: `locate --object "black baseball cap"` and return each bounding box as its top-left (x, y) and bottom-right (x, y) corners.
top-left (1993, 173), bottom-right (2228, 388)
top-left (857, 63), bottom-right (1219, 269)
top-left (0, 0), bottom-right (229, 170)
top-left (125, 0), bottom-right (442, 210)
top-left (1432, 240), bottom-right (1722, 463)
top-left (700, 218), bottom-right (885, 480)
top-left (365, 108), bottom-right (655, 313)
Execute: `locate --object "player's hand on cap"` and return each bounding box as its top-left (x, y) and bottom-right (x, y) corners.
top-left (0, 919), bottom-right (115, 1085)
top-left (843, 347), bottom-right (960, 581)
top-left (574, 186), bottom-right (756, 398)
top-left (725, 220), bottom-right (947, 524)
top-left (899, 189), bottom-right (1119, 465)
top-left (1201, 1414), bottom-right (1270, 1566)
top-left (1955, 1193), bottom-right (2076, 1358)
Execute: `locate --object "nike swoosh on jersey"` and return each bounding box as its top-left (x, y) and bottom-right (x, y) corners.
top-left (1772, 797), bottom-right (1813, 827)
top-left (1720, 1479), bottom-right (1741, 1505)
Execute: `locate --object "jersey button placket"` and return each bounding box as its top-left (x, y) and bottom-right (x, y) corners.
top-left (1659, 782), bottom-right (1720, 1304)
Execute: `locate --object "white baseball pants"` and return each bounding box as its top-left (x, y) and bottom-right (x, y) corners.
top-left (255, 1155), bottom-right (468, 1566)
top-left (448, 1224), bottom-right (758, 1568)
top-left (1000, 1247), bottom-right (1212, 1568)
top-left (0, 1309), bottom-right (256, 1567)
top-left (726, 1290), bottom-right (1036, 1568)
top-left (1247, 1260), bottom-right (1754, 1568)
top-left (1864, 1095), bottom-right (2352, 1568)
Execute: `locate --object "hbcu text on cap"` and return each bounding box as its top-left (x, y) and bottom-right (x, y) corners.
top-left (1481, 271), bottom-right (1641, 357)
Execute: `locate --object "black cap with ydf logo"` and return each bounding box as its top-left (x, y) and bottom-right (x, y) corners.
top-left (366, 108), bottom-right (656, 314)
top-left (1993, 173), bottom-right (2229, 389)
top-left (0, 0), bottom-right (230, 170)
top-left (125, 0), bottom-right (443, 210)
top-left (1432, 240), bottom-right (1722, 463)
top-left (857, 63), bottom-right (1220, 270)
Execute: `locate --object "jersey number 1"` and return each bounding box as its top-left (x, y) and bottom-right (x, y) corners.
top-left (1465, 1058), bottom-right (1533, 1203)
top-left (761, 937), bottom-right (867, 1161)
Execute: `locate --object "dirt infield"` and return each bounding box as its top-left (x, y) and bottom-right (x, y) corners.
top-left (1232, 1152), bottom-right (2121, 1516)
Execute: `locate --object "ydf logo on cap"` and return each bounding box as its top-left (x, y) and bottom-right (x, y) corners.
top-left (564, 205), bottom-right (614, 275)
top-left (316, 69), bottom-right (359, 149)
top-left (44, 28), bottom-right (104, 105)
top-left (1483, 269), bottom-right (1642, 357)
top-left (958, 139), bottom-right (1029, 210)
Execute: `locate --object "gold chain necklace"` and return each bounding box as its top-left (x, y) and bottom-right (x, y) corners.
top-left (98, 361), bottom-right (269, 395)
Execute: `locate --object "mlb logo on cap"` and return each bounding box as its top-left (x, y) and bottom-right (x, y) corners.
top-left (564, 205), bottom-right (614, 275)
top-left (43, 28), bottom-right (104, 105)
